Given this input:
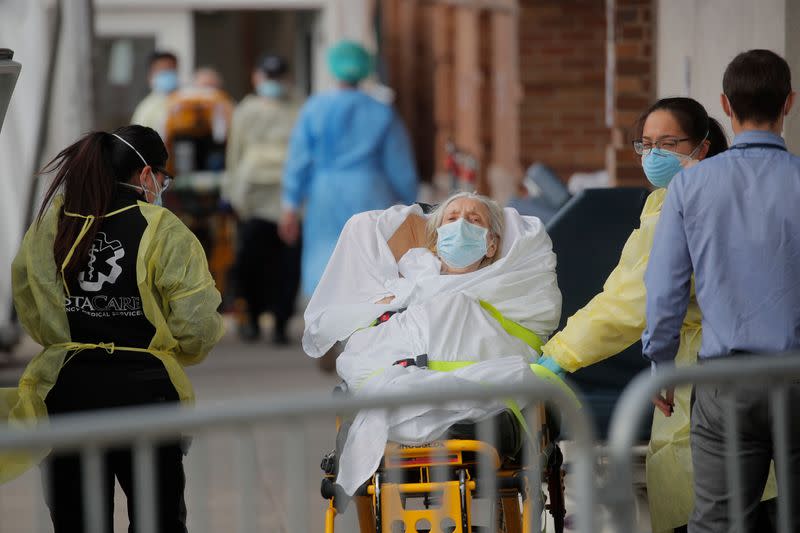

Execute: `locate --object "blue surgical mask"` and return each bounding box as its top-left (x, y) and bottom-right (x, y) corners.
top-left (256, 80), bottom-right (284, 99)
top-left (641, 134), bottom-right (706, 189)
top-left (642, 148), bottom-right (691, 188)
top-left (152, 70), bottom-right (178, 94)
top-left (436, 218), bottom-right (489, 269)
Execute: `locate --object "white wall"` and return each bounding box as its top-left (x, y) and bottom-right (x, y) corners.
top-left (657, 0), bottom-right (797, 148)
top-left (95, 9), bottom-right (196, 86)
top-left (95, 0), bottom-right (371, 94)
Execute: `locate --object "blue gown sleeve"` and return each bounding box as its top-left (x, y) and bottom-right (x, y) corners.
top-left (282, 104), bottom-right (315, 210)
top-left (381, 114), bottom-right (418, 204)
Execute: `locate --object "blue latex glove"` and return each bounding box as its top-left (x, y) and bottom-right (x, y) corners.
top-left (535, 355), bottom-right (567, 379)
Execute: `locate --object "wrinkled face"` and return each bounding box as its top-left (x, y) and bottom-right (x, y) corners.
top-left (436, 197), bottom-right (498, 274)
top-left (441, 197), bottom-right (491, 229)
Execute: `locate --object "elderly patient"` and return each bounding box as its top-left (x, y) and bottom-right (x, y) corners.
top-left (375, 193), bottom-right (504, 307)
top-left (302, 191), bottom-right (562, 495)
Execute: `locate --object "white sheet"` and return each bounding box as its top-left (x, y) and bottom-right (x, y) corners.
top-left (335, 291), bottom-right (544, 494)
top-left (303, 204), bottom-right (562, 358)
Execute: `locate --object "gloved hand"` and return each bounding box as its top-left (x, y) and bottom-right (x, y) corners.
top-left (535, 355), bottom-right (567, 379)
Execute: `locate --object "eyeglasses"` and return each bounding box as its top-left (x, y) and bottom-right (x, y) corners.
top-left (632, 137), bottom-right (691, 155)
top-left (154, 168), bottom-right (173, 191)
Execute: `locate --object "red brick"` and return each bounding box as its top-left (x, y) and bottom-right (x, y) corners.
top-left (616, 59), bottom-right (650, 75)
top-left (620, 26), bottom-right (644, 40)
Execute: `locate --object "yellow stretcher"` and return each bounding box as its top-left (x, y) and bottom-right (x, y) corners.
top-left (322, 404), bottom-right (566, 533)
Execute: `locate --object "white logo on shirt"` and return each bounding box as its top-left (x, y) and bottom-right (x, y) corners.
top-left (78, 232), bottom-right (125, 292)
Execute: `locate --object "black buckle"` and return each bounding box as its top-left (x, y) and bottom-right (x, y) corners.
top-left (392, 354), bottom-right (428, 368)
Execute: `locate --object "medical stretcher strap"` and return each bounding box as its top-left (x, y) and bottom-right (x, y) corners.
top-left (427, 359), bottom-right (532, 438)
top-left (427, 360), bottom-right (579, 443)
top-left (477, 300), bottom-right (543, 353)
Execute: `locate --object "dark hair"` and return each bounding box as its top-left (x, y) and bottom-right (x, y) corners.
top-left (723, 49), bottom-right (792, 124)
top-left (634, 97), bottom-right (728, 158)
top-left (257, 55), bottom-right (288, 79)
top-left (36, 125), bottom-right (167, 285)
top-left (148, 50), bottom-right (178, 70)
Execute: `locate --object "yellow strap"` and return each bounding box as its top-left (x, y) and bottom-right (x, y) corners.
top-left (427, 361), bottom-right (472, 372)
top-left (55, 341), bottom-right (174, 367)
top-left (428, 361), bottom-right (578, 407)
top-left (429, 361), bottom-right (532, 436)
top-left (60, 205), bottom-right (139, 297)
top-left (427, 360), bottom-right (580, 439)
top-left (503, 399), bottom-right (532, 439)
top-left (478, 300), bottom-right (543, 353)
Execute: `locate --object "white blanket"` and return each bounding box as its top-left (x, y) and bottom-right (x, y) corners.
top-left (304, 205), bottom-right (563, 495)
top-left (303, 204), bottom-right (561, 357)
top-left (335, 292), bottom-right (545, 494)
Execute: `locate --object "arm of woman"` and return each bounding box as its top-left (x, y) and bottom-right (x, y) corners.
top-left (11, 203), bottom-right (67, 347)
top-left (541, 190), bottom-right (665, 373)
top-left (149, 214), bottom-right (224, 366)
top-left (11, 227), bottom-right (46, 346)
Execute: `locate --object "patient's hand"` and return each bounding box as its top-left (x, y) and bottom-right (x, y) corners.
top-left (376, 295), bottom-right (395, 304)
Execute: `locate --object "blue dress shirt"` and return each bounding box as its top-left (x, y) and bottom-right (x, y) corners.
top-left (642, 130), bottom-right (800, 365)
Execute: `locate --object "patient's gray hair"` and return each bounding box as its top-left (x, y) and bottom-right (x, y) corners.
top-left (425, 192), bottom-right (505, 260)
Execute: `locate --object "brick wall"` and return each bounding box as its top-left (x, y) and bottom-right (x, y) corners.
top-left (380, 0), bottom-right (654, 193)
top-left (608, 0), bottom-right (655, 186)
top-left (431, 5), bottom-right (456, 177)
top-left (518, 0), bottom-right (609, 182)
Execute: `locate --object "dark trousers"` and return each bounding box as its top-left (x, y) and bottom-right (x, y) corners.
top-left (232, 218), bottom-right (301, 333)
top-left (44, 356), bottom-right (187, 533)
top-left (689, 381), bottom-right (800, 533)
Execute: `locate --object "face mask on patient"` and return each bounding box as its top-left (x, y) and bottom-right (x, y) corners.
top-left (436, 218), bottom-right (488, 269)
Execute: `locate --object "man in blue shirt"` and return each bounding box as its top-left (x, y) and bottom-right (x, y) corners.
top-left (642, 50), bottom-right (800, 532)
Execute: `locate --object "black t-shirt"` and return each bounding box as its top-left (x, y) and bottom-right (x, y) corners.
top-left (64, 186), bottom-right (156, 362)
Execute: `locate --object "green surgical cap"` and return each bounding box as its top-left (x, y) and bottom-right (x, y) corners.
top-left (327, 41), bottom-right (372, 84)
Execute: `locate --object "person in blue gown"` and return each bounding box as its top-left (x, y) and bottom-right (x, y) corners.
top-left (279, 41), bottom-right (418, 297)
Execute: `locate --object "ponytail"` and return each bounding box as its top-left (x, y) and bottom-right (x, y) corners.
top-left (705, 117), bottom-right (728, 158)
top-left (36, 125), bottom-right (167, 289)
top-left (37, 132), bottom-right (116, 286)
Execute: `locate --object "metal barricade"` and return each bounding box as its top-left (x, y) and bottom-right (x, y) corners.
top-left (0, 379), bottom-right (597, 533)
top-left (604, 352), bottom-right (800, 533)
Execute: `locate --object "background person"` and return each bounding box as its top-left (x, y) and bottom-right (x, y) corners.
top-left (279, 40), bottom-right (418, 298)
top-left (9, 125), bottom-right (224, 531)
top-left (536, 97), bottom-right (776, 533)
top-left (131, 51), bottom-right (179, 138)
top-left (643, 49), bottom-right (799, 533)
top-left (225, 55), bottom-right (301, 343)
top-left (192, 66), bottom-right (225, 91)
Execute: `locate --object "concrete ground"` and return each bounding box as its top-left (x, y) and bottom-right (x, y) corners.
top-left (0, 314), bottom-right (651, 532)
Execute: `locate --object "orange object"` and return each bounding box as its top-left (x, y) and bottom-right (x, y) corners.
top-left (163, 87), bottom-right (234, 175)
